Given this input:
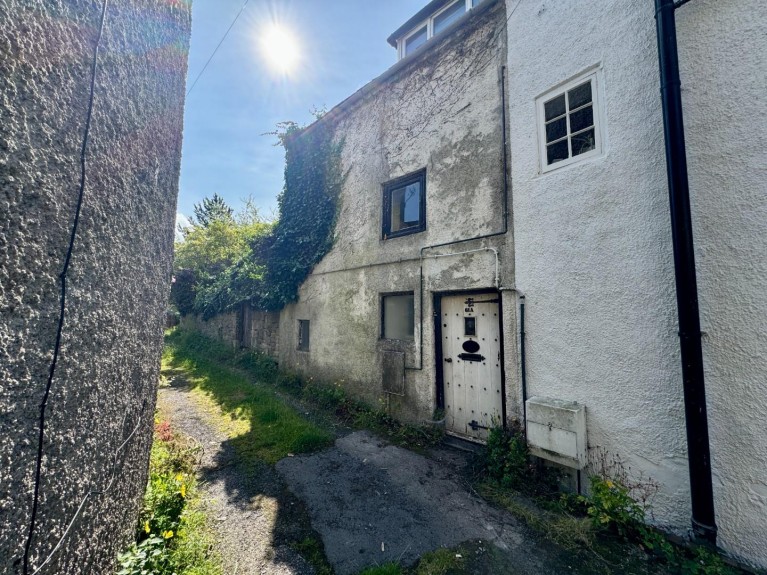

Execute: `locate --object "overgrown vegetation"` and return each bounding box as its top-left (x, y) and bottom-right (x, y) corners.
top-left (477, 427), bottom-right (746, 575)
top-left (162, 330), bottom-right (333, 465)
top-left (117, 420), bottom-right (221, 575)
top-left (164, 329), bottom-right (443, 452)
top-left (171, 118), bottom-right (344, 318)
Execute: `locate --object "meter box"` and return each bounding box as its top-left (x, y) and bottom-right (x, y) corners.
top-left (525, 396), bottom-right (587, 469)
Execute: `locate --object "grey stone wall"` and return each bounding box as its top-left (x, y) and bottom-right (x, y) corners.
top-left (180, 307), bottom-right (281, 357)
top-left (0, 1), bottom-right (191, 573)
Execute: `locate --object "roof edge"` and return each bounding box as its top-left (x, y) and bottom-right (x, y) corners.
top-left (295, 0), bottom-right (501, 141)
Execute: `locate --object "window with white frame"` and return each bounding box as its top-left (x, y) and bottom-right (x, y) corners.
top-left (397, 0), bottom-right (484, 60)
top-left (537, 71), bottom-right (603, 172)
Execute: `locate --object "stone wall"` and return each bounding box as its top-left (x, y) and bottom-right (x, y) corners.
top-left (0, 1), bottom-right (191, 573)
top-left (180, 307), bottom-right (281, 358)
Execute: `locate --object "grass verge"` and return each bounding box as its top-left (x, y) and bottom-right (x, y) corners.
top-left (117, 419), bottom-right (221, 575)
top-left (164, 329), bottom-right (442, 453)
top-left (162, 330), bottom-right (333, 465)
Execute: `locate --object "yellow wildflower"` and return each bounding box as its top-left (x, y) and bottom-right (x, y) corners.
top-left (605, 480), bottom-right (614, 489)
top-left (180, 483), bottom-right (186, 498)
top-left (144, 521), bottom-right (150, 534)
top-left (163, 530), bottom-right (174, 539)
top-left (175, 473), bottom-right (184, 482)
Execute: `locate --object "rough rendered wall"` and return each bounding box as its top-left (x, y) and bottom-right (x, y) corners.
top-left (0, 1), bottom-right (190, 573)
top-left (279, 0), bottom-right (515, 424)
top-left (506, 0), bottom-right (765, 567)
top-left (676, 0), bottom-right (767, 566)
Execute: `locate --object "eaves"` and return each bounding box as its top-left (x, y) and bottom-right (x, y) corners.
top-left (290, 0), bottom-right (502, 142)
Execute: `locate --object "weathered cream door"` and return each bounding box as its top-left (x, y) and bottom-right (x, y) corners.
top-left (440, 293), bottom-right (503, 442)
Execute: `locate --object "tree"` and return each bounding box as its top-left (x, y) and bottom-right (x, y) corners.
top-left (191, 193), bottom-right (233, 228)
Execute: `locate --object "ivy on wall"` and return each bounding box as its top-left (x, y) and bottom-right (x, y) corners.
top-left (171, 117), bottom-right (344, 317)
top-left (257, 119), bottom-right (345, 310)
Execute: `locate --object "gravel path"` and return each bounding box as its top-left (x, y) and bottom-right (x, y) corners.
top-left (158, 379), bottom-right (316, 575)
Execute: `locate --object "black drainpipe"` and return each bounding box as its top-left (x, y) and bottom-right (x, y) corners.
top-left (654, 0), bottom-right (717, 545)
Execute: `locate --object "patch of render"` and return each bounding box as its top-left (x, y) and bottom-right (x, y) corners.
top-left (277, 0), bottom-right (516, 425)
top-left (0, 2), bottom-right (190, 573)
top-left (505, 0), bottom-right (766, 568)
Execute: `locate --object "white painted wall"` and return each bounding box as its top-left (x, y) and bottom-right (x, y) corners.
top-left (505, 0), bottom-right (766, 567)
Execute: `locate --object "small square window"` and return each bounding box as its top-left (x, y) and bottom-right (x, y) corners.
top-left (382, 170), bottom-right (426, 239)
top-left (537, 70), bottom-right (603, 172)
top-left (381, 293), bottom-right (415, 341)
top-left (297, 320), bottom-right (310, 351)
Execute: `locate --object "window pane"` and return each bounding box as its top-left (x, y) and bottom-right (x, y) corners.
top-left (545, 117), bottom-right (567, 143)
top-left (405, 26), bottom-right (427, 55)
top-left (568, 81), bottom-right (592, 110)
top-left (544, 94), bottom-right (566, 122)
top-left (569, 105), bottom-right (593, 133)
top-left (571, 128), bottom-right (596, 156)
top-left (433, 1), bottom-right (466, 35)
top-left (298, 320), bottom-right (310, 351)
top-left (547, 139), bottom-right (569, 165)
top-left (472, 0), bottom-right (484, 6)
top-left (390, 182), bottom-right (421, 233)
top-left (383, 295), bottom-right (414, 340)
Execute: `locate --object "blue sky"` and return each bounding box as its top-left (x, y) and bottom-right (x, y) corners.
top-left (179, 0), bottom-right (426, 223)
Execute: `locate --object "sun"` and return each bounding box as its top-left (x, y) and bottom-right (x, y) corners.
top-left (260, 25), bottom-right (300, 75)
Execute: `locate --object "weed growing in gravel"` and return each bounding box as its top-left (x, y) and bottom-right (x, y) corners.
top-left (117, 420), bottom-right (220, 575)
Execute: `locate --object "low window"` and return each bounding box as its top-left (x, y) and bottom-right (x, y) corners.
top-left (382, 293), bottom-right (415, 341)
top-left (537, 70), bottom-right (603, 172)
top-left (382, 170), bottom-right (426, 239)
top-left (297, 320), bottom-right (310, 351)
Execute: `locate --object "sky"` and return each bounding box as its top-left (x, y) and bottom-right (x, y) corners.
top-left (178, 0), bottom-right (427, 225)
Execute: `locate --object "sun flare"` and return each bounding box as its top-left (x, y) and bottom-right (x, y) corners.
top-left (260, 25), bottom-right (300, 75)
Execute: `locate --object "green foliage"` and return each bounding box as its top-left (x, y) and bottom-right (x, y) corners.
top-left (117, 422), bottom-right (220, 575)
top-left (173, 199), bottom-right (271, 318)
top-left (586, 476), bottom-right (645, 538)
top-left (257, 120), bottom-right (345, 310)
top-left (482, 425), bottom-right (559, 496)
top-left (172, 118), bottom-right (344, 317)
top-left (290, 536), bottom-right (334, 575)
top-left (191, 193), bottom-right (233, 228)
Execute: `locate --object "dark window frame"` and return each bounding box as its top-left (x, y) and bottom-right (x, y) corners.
top-left (297, 319), bottom-right (310, 351)
top-left (382, 169), bottom-right (426, 240)
top-left (380, 291), bottom-right (416, 341)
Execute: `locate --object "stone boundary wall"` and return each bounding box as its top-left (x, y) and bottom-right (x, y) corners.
top-left (180, 307), bottom-right (281, 358)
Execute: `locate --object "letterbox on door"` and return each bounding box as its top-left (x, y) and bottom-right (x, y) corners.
top-left (525, 396), bottom-right (587, 469)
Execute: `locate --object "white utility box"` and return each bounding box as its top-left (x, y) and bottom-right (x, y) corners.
top-left (525, 396), bottom-right (587, 469)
